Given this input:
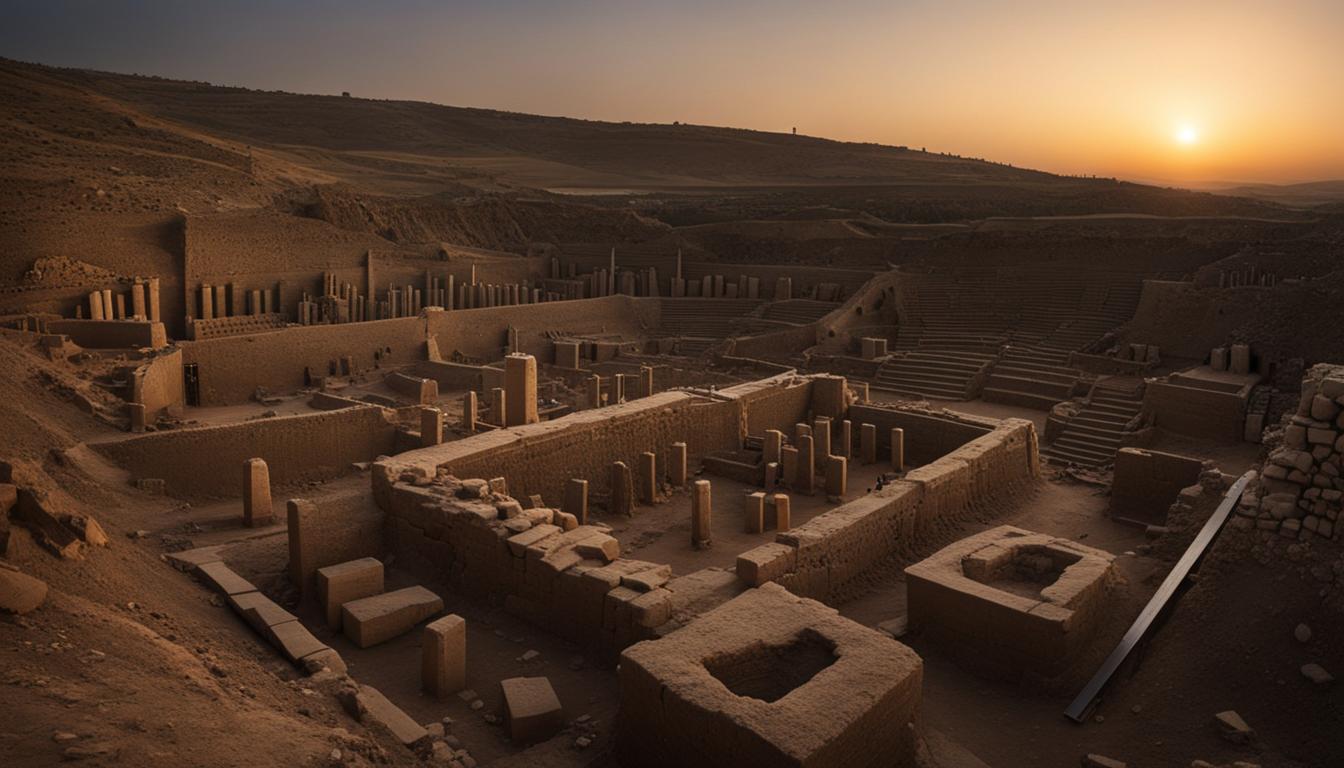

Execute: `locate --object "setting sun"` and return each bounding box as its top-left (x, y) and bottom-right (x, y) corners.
top-left (1175, 124), bottom-right (1200, 146)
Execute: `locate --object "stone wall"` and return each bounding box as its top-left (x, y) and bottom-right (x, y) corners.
top-left (132, 347), bottom-right (185, 418)
top-left (848, 404), bottom-right (997, 465)
top-left (1236, 364), bottom-right (1344, 541)
top-left (47, 319), bottom-right (167, 349)
top-left (426, 296), bottom-right (657, 362)
top-left (1144, 380), bottom-right (1248, 442)
top-left (91, 405), bottom-right (398, 498)
top-left (737, 414), bottom-right (1040, 602)
top-left (1110, 447), bottom-right (1206, 526)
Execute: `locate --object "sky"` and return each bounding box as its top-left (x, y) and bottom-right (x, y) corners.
top-left (3, 0), bottom-right (1341, 184)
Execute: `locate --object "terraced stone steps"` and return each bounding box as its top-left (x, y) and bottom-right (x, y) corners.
top-left (1041, 386), bottom-right (1144, 467)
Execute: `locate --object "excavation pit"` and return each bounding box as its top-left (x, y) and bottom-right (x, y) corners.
top-left (702, 629), bottom-right (837, 703)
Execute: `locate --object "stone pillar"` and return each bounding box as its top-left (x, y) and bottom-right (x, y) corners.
top-left (462, 391), bottom-right (477, 431)
top-left (1229, 343), bottom-right (1251, 375)
top-left (101, 289), bottom-right (113, 321)
top-left (214, 285), bottom-right (227, 318)
top-left (114, 293), bottom-right (126, 320)
top-left (127, 402), bottom-right (146, 433)
top-left (669, 442), bottom-right (688, 487)
top-left (490, 388), bottom-right (507, 426)
top-left (638, 451), bottom-right (657, 504)
top-left (745, 491), bottom-right (765, 534)
top-left (764, 462), bottom-right (779, 491)
top-left (613, 374), bottom-right (626, 404)
top-left (610, 461), bottom-right (633, 516)
top-left (854, 382), bottom-right (869, 404)
top-left (825, 456), bottom-right (848, 501)
top-left (796, 434), bottom-right (815, 495)
top-left (420, 406), bottom-right (443, 447)
top-left (775, 276), bottom-right (792, 300)
top-left (891, 427), bottom-right (905, 472)
top-left (839, 420), bottom-right (852, 460)
top-left (147, 277), bottom-right (161, 323)
top-left (691, 480), bottom-right (712, 549)
top-left (422, 614), bottom-right (466, 697)
top-left (131, 281), bottom-right (146, 319)
top-left (88, 292), bottom-right (104, 321)
top-left (861, 423), bottom-right (877, 465)
top-left (564, 479), bottom-right (589, 524)
top-left (587, 375), bottom-right (602, 409)
top-left (811, 375), bottom-right (848, 420)
top-left (813, 417), bottom-right (831, 466)
top-left (795, 422), bottom-right (811, 442)
top-left (781, 447), bottom-right (799, 490)
top-left (244, 458), bottom-right (273, 527)
top-left (763, 429), bottom-right (783, 467)
top-left (200, 284), bottom-right (214, 320)
top-left (773, 493), bottom-right (791, 532)
top-left (504, 354), bottom-right (538, 426)
top-left (286, 498), bottom-right (318, 594)
top-left (640, 366), bottom-right (654, 398)
top-left (250, 289), bottom-right (262, 316)
top-left (555, 340), bottom-right (580, 369)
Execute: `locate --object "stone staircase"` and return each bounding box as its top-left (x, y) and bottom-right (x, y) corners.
top-left (1041, 379), bottom-right (1145, 467)
top-left (872, 348), bottom-right (998, 400)
top-left (760, 299), bottom-right (840, 325)
top-left (982, 343), bottom-right (1087, 410)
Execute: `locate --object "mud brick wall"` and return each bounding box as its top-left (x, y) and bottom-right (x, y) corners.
top-left (290, 489), bottom-right (386, 595)
top-left (739, 416), bottom-right (1040, 602)
top-left (1111, 447), bottom-right (1206, 525)
top-left (382, 477), bottom-right (675, 660)
top-left (426, 296), bottom-right (657, 362)
top-left (735, 377), bottom-right (814, 437)
top-left (848, 404), bottom-right (997, 465)
top-left (726, 324), bottom-right (819, 359)
top-left (375, 391), bottom-right (742, 509)
top-left (179, 317), bottom-right (424, 405)
top-left (92, 405), bottom-right (398, 498)
top-left (47, 319), bottom-right (167, 349)
top-left (132, 348), bottom-right (185, 418)
top-left (1144, 380), bottom-right (1248, 442)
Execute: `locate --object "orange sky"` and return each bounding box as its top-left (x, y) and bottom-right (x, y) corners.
top-left (5, 0), bottom-right (1342, 183)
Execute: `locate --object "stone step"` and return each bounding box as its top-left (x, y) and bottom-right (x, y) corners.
top-left (981, 388), bottom-right (1064, 410)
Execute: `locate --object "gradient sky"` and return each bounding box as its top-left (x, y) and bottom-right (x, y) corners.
top-left (4, 0), bottom-right (1341, 184)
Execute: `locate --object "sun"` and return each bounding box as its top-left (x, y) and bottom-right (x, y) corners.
top-left (1175, 124), bottom-right (1199, 146)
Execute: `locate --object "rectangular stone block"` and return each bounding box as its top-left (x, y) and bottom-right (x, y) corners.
top-left (316, 557), bottom-right (384, 630)
top-left (744, 491), bottom-right (765, 534)
top-left (669, 442), bottom-right (688, 487)
top-left (564, 478), bottom-right (588, 524)
top-left (243, 458), bottom-right (272, 527)
top-left (423, 613), bottom-right (467, 697)
top-left (501, 676), bottom-right (563, 745)
top-left (691, 480), bottom-right (712, 549)
top-left (342, 585), bottom-right (444, 648)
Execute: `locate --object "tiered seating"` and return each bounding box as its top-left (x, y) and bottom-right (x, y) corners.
top-left (657, 299), bottom-right (763, 338)
top-left (1041, 379), bottom-right (1145, 467)
top-left (873, 265), bottom-right (1146, 404)
top-left (761, 299), bottom-right (839, 325)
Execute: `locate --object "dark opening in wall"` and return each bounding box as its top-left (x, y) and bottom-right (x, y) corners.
top-left (702, 629), bottom-right (837, 703)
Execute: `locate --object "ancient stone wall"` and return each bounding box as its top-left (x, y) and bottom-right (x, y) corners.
top-left (426, 295), bottom-right (656, 361)
top-left (738, 415), bottom-right (1039, 602)
top-left (848, 404), bottom-right (996, 465)
top-left (46, 319), bottom-right (167, 349)
top-left (132, 347), bottom-right (185, 418)
top-left (91, 405), bottom-right (398, 498)
top-left (1110, 447), bottom-right (1206, 526)
top-left (725, 324), bottom-right (818, 360)
top-left (1143, 380), bottom-right (1248, 442)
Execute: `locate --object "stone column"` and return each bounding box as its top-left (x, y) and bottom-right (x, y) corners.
top-left (669, 442), bottom-right (688, 487)
top-left (101, 289), bottom-right (114, 321)
top-left (114, 293), bottom-right (125, 320)
top-left (147, 277), bottom-right (161, 323)
top-left (825, 455), bottom-right (848, 501)
top-left (286, 498), bottom-right (318, 594)
top-left (691, 480), bottom-right (712, 549)
top-left (745, 491), bottom-right (765, 534)
top-left (891, 427), bottom-right (905, 472)
top-left (610, 461), bottom-right (633, 516)
top-left (131, 281), bottom-right (146, 319)
top-left (796, 434), bottom-right (815, 495)
top-left (490, 388), bottom-right (507, 426)
top-left (88, 292), bottom-right (104, 321)
top-left (504, 353), bottom-right (538, 426)
top-left (564, 479), bottom-right (588, 524)
top-left (795, 422), bottom-right (811, 442)
top-left (773, 493), bottom-right (791, 532)
top-left (422, 614), bottom-right (466, 697)
top-left (214, 285), bottom-right (227, 318)
top-left (813, 417), bottom-right (831, 467)
top-left (200, 284), bottom-right (214, 320)
top-left (613, 374), bottom-right (626, 404)
top-left (765, 461), bottom-right (779, 491)
top-left (638, 451), bottom-right (657, 504)
top-left (839, 419), bottom-right (852, 460)
top-left (127, 402), bottom-right (146, 433)
top-left (640, 366), bottom-right (654, 398)
top-left (861, 423), bottom-right (877, 464)
top-left (781, 447), bottom-right (799, 490)
top-left (244, 458), bottom-right (273, 527)
top-left (462, 391), bottom-right (477, 431)
top-left (420, 406), bottom-right (443, 447)
top-left (854, 382), bottom-right (869, 404)
top-left (586, 375), bottom-right (602, 409)
top-left (763, 429), bottom-right (783, 467)
top-left (555, 341), bottom-right (580, 369)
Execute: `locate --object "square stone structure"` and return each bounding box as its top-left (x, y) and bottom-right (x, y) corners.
top-left (618, 582), bottom-right (922, 768)
top-left (905, 525), bottom-right (1115, 680)
top-left (501, 676), bottom-right (563, 745)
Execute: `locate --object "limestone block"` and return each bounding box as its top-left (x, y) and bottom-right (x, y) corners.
top-left (781, 447), bottom-right (799, 490)
top-left (564, 478), bottom-right (588, 524)
top-left (796, 435), bottom-right (815, 494)
top-left (1229, 343), bottom-right (1250, 375)
top-left (1210, 347), bottom-right (1228, 371)
top-left (735, 542), bottom-right (796, 586)
top-left (839, 419), bottom-right (852, 460)
top-left (891, 427), bottom-right (905, 471)
top-left (763, 430), bottom-right (783, 466)
top-left (638, 451), bottom-right (657, 504)
top-left (861, 423), bottom-right (877, 464)
top-left (316, 557), bottom-right (384, 630)
top-left (610, 461), bottom-right (634, 516)
top-left (423, 614), bottom-right (467, 697)
top-left (195, 561), bottom-right (257, 597)
top-left (504, 354), bottom-right (539, 426)
top-left (243, 458), bottom-right (273, 527)
top-left (0, 567), bottom-right (48, 614)
top-left (826, 455), bottom-right (848, 499)
top-left (669, 442), bottom-right (688, 487)
top-left (813, 417), bottom-right (831, 466)
top-left (575, 533), bottom-right (620, 563)
top-left (745, 491), bottom-right (766, 534)
top-left (342, 585), bottom-right (444, 648)
top-left (501, 676), bottom-right (563, 745)
top-left (773, 493), bottom-right (791, 532)
top-left (420, 407), bottom-right (443, 447)
top-left (691, 480), bottom-right (712, 549)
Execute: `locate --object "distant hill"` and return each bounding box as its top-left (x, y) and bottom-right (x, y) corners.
top-left (1202, 180), bottom-right (1344, 208)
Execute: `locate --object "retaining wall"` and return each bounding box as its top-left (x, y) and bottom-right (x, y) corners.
top-left (91, 406), bottom-right (398, 498)
top-left (1110, 447), bottom-right (1206, 525)
top-left (132, 348), bottom-right (185, 418)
